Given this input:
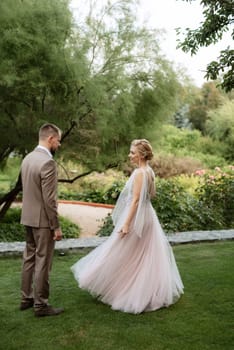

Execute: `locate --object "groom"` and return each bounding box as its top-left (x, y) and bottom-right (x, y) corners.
top-left (20, 123), bottom-right (64, 317)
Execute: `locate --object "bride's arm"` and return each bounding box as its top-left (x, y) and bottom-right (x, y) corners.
top-left (119, 171), bottom-right (143, 238)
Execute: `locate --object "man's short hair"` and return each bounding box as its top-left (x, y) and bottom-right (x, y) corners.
top-left (39, 123), bottom-right (61, 140)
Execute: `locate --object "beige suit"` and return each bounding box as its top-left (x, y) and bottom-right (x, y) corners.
top-left (21, 148), bottom-right (59, 229)
top-left (20, 147), bottom-right (60, 309)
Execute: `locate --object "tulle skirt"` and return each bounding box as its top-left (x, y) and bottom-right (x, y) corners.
top-left (71, 208), bottom-right (184, 314)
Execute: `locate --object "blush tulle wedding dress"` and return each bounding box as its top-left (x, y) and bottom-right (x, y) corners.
top-left (71, 167), bottom-right (184, 314)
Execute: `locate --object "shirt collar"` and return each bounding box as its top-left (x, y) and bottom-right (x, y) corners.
top-left (36, 145), bottom-right (53, 158)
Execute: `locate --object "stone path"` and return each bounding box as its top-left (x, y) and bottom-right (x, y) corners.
top-left (1, 229), bottom-right (233, 256)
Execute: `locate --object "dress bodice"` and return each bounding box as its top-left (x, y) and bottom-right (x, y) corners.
top-left (112, 167), bottom-right (155, 238)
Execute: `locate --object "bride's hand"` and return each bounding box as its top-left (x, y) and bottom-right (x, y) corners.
top-left (119, 225), bottom-right (129, 238)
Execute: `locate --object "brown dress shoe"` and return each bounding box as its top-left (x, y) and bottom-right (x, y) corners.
top-left (35, 305), bottom-right (64, 317)
top-left (20, 299), bottom-right (34, 311)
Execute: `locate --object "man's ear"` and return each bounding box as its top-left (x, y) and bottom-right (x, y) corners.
top-left (47, 135), bottom-right (54, 143)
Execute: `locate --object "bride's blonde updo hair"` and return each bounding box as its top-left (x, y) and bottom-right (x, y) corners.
top-left (131, 139), bottom-right (154, 160)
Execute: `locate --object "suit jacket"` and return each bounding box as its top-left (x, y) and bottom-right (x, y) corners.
top-left (20, 147), bottom-right (60, 230)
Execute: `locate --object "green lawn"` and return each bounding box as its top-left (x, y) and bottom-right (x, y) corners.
top-left (0, 242), bottom-right (233, 350)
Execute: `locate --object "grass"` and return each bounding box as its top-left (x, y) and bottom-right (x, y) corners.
top-left (0, 242), bottom-right (233, 350)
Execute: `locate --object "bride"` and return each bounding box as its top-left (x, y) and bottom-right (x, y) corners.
top-left (71, 139), bottom-right (184, 314)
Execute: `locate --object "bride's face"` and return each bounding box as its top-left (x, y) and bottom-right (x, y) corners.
top-left (128, 146), bottom-right (141, 165)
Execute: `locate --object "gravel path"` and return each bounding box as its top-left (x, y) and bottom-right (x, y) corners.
top-left (58, 201), bottom-right (113, 237)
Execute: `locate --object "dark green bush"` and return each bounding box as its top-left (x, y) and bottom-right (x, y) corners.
top-left (196, 172), bottom-right (234, 229)
top-left (0, 223), bottom-right (25, 242)
top-left (59, 180), bottom-right (125, 204)
top-left (59, 216), bottom-right (81, 239)
top-left (59, 189), bottom-right (105, 203)
top-left (97, 213), bottom-right (114, 236)
top-left (0, 208), bottom-right (80, 242)
top-left (152, 179), bottom-right (219, 232)
top-left (98, 174), bottom-right (233, 235)
top-left (102, 181), bottom-right (125, 204)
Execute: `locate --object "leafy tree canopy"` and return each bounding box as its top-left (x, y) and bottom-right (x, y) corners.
top-left (176, 0), bottom-right (234, 92)
top-left (0, 0), bottom-right (183, 171)
top-left (0, 0), bottom-right (187, 218)
top-left (188, 81), bottom-right (224, 133)
top-left (206, 99), bottom-right (234, 160)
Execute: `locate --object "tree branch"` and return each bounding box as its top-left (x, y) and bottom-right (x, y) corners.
top-left (58, 170), bottom-right (95, 183)
top-left (61, 120), bottom-right (77, 142)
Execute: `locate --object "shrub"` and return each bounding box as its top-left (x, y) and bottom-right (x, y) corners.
top-left (102, 181), bottom-right (125, 204)
top-left (122, 155), bottom-right (203, 179)
top-left (59, 179), bottom-right (125, 204)
top-left (151, 124), bottom-right (228, 168)
top-left (150, 155), bottom-right (203, 178)
top-left (59, 216), bottom-right (81, 239)
top-left (196, 170), bottom-right (234, 228)
top-left (152, 179), bottom-right (218, 232)
top-left (59, 188), bottom-right (105, 203)
top-left (0, 208), bottom-right (80, 242)
top-left (97, 213), bottom-right (114, 236)
top-left (98, 174), bottom-right (230, 235)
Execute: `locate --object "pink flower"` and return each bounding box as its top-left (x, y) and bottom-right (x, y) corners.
top-left (215, 166), bottom-right (221, 172)
top-left (209, 175), bottom-right (215, 180)
top-left (194, 169), bottom-right (206, 176)
top-left (228, 165), bottom-right (234, 171)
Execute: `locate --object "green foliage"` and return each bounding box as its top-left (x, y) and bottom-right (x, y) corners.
top-left (0, 207), bottom-right (80, 241)
top-left (153, 124), bottom-right (227, 168)
top-left (0, 157), bottom-right (21, 193)
top-left (0, 223), bottom-right (25, 242)
top-left (188, 82), bottom-right (223, 134)
top-left (196, 169), bottom-right (234, 228)
top-left (59, 216), bottom-right (81, 239)
top-left (0, 0), bottom-right (75, 165)
top-left (173, 104), bottom-right (191, 129)
top-left (98, 169), bottom-right (234, 235)
top-left (0, 0), bottom-right (183, 172)
top-left (59, 188), bottom-right (105, 203)
top-left (176, 0), bottom-right (234, 92)
top-left (59, 177), bottom-right (125, 204)
top-left (0, 0), bottom-right (185, 224)
top-left (1, 207), bottom-right (22, 224)
top-left (102, 181), bottom-right (125, 204)
top-left (152, 179), bottom-right (217, 233)
top-left (97, 213), bottom-right (114, 237)
top-left (206, 99), bottom-right (234, 161)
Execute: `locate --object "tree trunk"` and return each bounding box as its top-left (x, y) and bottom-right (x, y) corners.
top-left (0, 172), bottom-right (22, 221)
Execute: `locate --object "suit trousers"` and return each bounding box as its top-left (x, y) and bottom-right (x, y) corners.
top-left (21, 226), bottom-right (55, 309)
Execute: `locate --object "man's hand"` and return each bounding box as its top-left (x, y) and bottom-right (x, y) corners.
top-left (53, 228), bottom-right (63, 241)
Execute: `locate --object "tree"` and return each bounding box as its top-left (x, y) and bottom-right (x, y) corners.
top-left (188, 82), bottom-right (223, 133)
top-left (173, 104), bottom-right (192, 129)
top-left (0, 0), bottom-right (82, 217)
top-left (0, 0), bottom-right (183, 218)
top-left (0, 0), bottom-right (79, 166)
top-left (176, 0), bottom-right (234, 92)
top-left (206, 99), bottom-right (234, 160)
